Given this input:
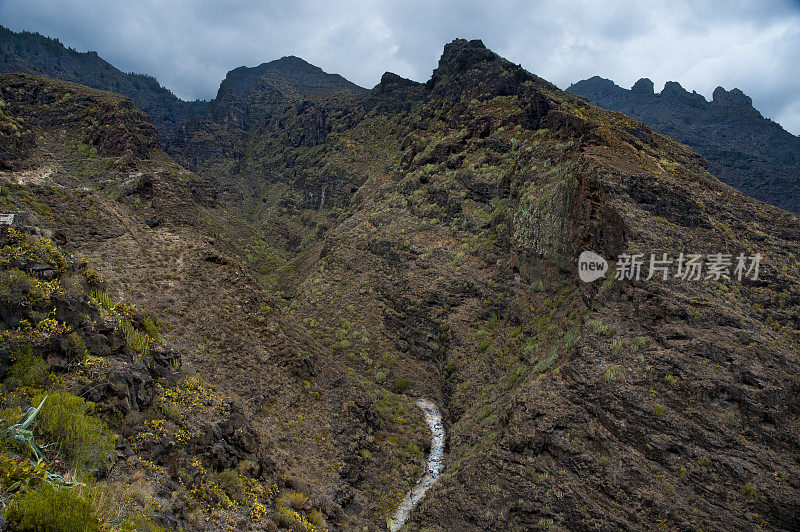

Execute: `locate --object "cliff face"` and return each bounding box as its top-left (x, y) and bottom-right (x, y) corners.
top-left (2, 38), bottom-right (799, 531)
top-left (568, 75), bottom-right (800, 214)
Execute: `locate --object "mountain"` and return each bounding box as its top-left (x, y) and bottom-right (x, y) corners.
top-left (214, 55), bottom-right (365, 104)
top-left (0, 24), bottom-right (207, 141)
top-left (167, 56), bottom-right (368, 264)
top-left (2, 38), bottom-right (799, 531)
top-left (568, 76), bottom-right (800, 214)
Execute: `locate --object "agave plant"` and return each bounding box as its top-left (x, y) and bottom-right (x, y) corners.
top-left (2, 396), bottom-right (73, 488)
top-left (5, 395), bottom-right (48, 461)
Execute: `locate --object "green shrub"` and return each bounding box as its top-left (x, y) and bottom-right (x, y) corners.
top-left (477, 337), bottom-right (492, 352)
top-left (211, 469), bottom-right (246, 503)
top-left (588, 319), bottom-right (614, 336)
top-left (66, 331), bottom-right (87, 359)
top-left (740, 482), bottom-right (757, 498)
top-left (90, 289), bottom-right (114, 310)
top-left (0, 268), bottom-right (38, 307)
top-left (0, 453), bottom-right (47, 493)
top-left (278, 507), bottom-right (314, 531)
top-left (307, 508), bottom-right (326, 528)
top-left (31, 391), bottom-right (116, 472)
top-left (629, 336), bottom-right (648, 353)
top-left (610, 338), bottom-right (624, 356)
top-left (0, 406), bottom-right (25, 433)
top-left (118, 319), bottom-right (151, 357)
top-left (604, 365), bottom-right (626, 382)
top-left (142, 316), bottom-right (161, 342)
top-left (394, 377), bottom-right (411, 394)
top-left (3, 344), bottom-right (51, 392)
top-left (563, 326), bottom-right (581, 348)
top-left (5, 483), bottom-right (100, 531)
top-left (117, 513), bottom-right (169, 532)
top-left (533, 347), bottom-right (559, 373)
top-left (276, 489), bottom-right (309, 510)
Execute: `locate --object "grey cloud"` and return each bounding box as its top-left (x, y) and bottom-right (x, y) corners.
top-left (1, 0), bottom-right (799, 133)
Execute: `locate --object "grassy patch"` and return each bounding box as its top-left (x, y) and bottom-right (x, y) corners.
top-left (32, 391), bottom-right (117, 472)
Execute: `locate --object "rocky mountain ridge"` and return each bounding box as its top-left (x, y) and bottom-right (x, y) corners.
top-left (568, 75), bottom-right (800, 214)
top-left (0, 25), bottom-right (207, 142)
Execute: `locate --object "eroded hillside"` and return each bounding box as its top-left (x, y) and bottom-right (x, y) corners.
top-left (2, 38), bottom-right (799, 531)
top-left (0, 73), bottom-right (426, 530)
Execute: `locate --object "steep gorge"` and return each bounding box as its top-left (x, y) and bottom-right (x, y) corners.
top-left (171, 38), bottom-right (800, 529)
top-left (1, 38), bottom-right (799, 531)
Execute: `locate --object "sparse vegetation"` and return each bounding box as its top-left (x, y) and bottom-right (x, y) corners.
top-left (1, 31), bottom-right (798, 532)
top-left (4, 482), bottom-right (100, 531)
top-left (588, 319), bottom-right (615, 336)
top-left (394, 377), bottom-right (411, 394)
top-left (740, 482), bottom-right (757, 499)
top-left (32, 391), bottom-right (116, 472)
top-left (604, 365), bottom-right (626, 382)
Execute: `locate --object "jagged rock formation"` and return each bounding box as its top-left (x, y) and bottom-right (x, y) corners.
top-left (568, 76), bottom-right (800, 214)
top-left (0, 25), bottom-right (207, 142)
top-left (2, 37), bottom-right (799, 531)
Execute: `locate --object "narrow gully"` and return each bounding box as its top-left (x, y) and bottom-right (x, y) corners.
top-left (388, 398), bottom-right (445, 532)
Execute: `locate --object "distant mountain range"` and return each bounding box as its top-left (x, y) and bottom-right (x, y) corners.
top-left (568, 76), bottom-right (800, 214)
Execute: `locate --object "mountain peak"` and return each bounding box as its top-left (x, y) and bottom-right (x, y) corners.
top-left (214, 55), bottom-right (365, 102)
top-left (425, 38), bottom-right (549, 99)
top-left (439, 38), bottom-right (494, 65)
top-left (375, 71), bottom-right (420, 92)
top-left (631, 77), bottom-right (654, 95)
top-left (428, 38), bottom-right (500, 85)
top-left (268, 55), bottom-right (324, 74)
top-left (712, 86), bottom-right (753, 108)
top-left (661, 80), bottom-right (687, 95)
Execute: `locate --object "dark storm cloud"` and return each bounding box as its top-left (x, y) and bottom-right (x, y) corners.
top-left (1, 0), bottom-right (799, 133)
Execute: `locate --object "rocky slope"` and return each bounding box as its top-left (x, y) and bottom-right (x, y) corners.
top-left (170, 55), bottom-right (365, 188)
top-left (2, 37), bottom-right (799, 531)
top-left (0, 72), bottom-right (426, 530)
top-left (0, 25), bottom-right (207, 142)
top-left (170, 38), bottom-right (800, 530)
top-left (167, 56), bottom-right (367, 286)
top-left (568, 76), bottom-right (800, 214)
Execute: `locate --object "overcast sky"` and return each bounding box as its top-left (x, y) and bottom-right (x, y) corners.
top-left (2, 0), bottom-right (799, 134)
